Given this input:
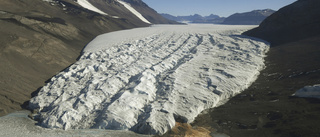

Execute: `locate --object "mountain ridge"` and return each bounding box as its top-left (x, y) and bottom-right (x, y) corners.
top-left (160, 13), bottom-right (224, 24)
top-left (243, 0), bottom-right (320, 45)
top-left (222, 9), bottom-right (275, 25)
top-left (161, 9), bottom-right (275, 25)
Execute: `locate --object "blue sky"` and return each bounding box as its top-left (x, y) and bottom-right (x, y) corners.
top-left (142, 0), bottom-right (297, 17)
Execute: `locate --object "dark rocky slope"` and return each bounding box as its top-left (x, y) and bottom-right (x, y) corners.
top-left (0, 0), bottom-right (172, 116)
top-left (222, 9), bottom-right (275, 25)
top-left (244, 0), bottom-right (320, 45)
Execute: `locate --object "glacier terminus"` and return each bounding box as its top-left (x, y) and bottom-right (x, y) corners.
top-left (29, 24), bottom-right (269, 135)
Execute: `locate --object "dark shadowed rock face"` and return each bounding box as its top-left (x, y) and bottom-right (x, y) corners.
top-left (0, 0), bottom-right (172, 116)
top-left (243, 0), bottom-right (320, 45)
top-left (222, 9), bottom-right (275, 25)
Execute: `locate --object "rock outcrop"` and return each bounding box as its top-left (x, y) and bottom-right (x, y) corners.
top-left (243, 0), bottom-right (320, 45)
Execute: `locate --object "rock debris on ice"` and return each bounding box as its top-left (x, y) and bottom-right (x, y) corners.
top-left (29, 25), bottom-right (269, 135)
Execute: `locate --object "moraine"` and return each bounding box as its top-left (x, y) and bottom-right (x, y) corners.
top-left (29, 24), bottom-right (269, 135)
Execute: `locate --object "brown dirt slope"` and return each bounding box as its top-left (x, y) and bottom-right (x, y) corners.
top-left (0, 0), bottom-right (148, 116)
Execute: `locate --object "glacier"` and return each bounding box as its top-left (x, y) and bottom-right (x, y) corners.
top-left (29, 24), bottom-right (269, 135)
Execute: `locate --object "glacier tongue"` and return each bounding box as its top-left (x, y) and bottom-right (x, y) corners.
top-left (29, 25), bottom-right (269, 135)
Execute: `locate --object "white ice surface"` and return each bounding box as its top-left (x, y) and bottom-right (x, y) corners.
top-left (116, 0), bottom-right (151, 24)
top-left (293, 84), bottom-right (320, 99)
top-left (29, 24), bottom-right (269, 135)
top-left (0, 111), bottom-right (149, 137)
top-left (77, 0), bottom-right (108, 15)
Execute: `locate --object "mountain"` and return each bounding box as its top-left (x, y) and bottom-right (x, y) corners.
top-left (243, 0), bottom-right (320, 45)
top-left (222, 9), bottom-right (275, 25)
top-left (86, 0), bottom-right (176, 24)
top-left (161, 9), bottom-right (275, 25)
top-left (193, 14), bottom-right (225, 24)
top-left (160, 13), bottom-right (177, 21)
top-left (161, 14), bottom-right (204, 22)
top-left (205, 14), bottom-right (220, 19)
top-left (160, 13), bottom-right (225, 24)
top-left (0, 0), bottom-right (175, 116)
top-left (121, 0), bottom-right (177, 24)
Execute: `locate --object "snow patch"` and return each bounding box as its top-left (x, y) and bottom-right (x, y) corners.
top-left (293, 84), bottom-right (320, 99)
top-left (77, 0), bottom-right (108, 15)
top-left (29, 25), bottom-right (269, 135)
top-left (116, 0), bottom-right (151, 24)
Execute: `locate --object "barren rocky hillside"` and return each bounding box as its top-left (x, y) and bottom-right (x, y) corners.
top-left (244, 0), bottom-right (320, 45)
top-left (0, 0), bottom-right (174, 116)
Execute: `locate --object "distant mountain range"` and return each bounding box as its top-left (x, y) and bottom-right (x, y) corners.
top-left (223, 9), bottom-right (275, 25)
top-left (244, 0), bottom-right (320, 45)
top-left (160, 13), bottom-right (225, 24)
top-left (161, 9), bottom-right (275, 25)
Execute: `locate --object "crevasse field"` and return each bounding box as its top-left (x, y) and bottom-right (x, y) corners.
top-left (1, 24), bottom-right (269, 136)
